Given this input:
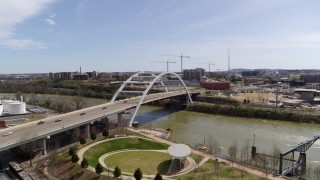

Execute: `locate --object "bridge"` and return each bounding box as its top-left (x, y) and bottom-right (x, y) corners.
top-left (279, 135), bottom-right (320, 176)
top-left (0, 72), bottom-right (200, 154)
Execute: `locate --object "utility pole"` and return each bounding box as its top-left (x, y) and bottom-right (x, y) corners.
top-left (228, 48), bottom-right (231, 74)
top-left (275, 71), bottom-right (279, 110)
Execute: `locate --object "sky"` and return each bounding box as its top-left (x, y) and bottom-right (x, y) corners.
top-left (0, 0), bottom-right (319, 73)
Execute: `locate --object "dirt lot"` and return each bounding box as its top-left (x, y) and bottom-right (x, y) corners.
top-left (231, 92), bottom-right (275, 103)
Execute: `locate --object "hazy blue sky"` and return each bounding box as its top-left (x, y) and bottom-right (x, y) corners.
top-left (0, 0), bottom-right (319, 73)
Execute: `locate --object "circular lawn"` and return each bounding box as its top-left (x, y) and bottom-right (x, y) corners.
top-left (104, 151), bottom-right (171, 175)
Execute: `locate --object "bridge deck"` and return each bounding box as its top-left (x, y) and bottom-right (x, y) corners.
top-left (0, 90), bottom-right (200, 152)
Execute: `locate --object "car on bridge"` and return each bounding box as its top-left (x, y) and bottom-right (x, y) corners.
top-left (80, 112), bottom-right (86, 116)
top-left (37, 121), bottom-right (45, 125)
top-left (54, 118), bottom-right (62, 122)
top-left (2, 131), bottom-right (12, 137)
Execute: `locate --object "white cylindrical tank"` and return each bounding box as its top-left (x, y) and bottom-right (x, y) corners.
top-left (2, 100), bottom-right (16, 112)
top-left (0, 104), bottom-right (3, 116)
top-left (8, 102), bottom-right (26, 115)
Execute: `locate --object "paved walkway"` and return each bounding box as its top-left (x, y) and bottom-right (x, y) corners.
top-left (77, 136), bottom-right (203, 180)
top-left (128, 128), bottom-right (287, 180)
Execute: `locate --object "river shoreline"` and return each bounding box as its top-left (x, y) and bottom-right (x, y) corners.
top-left (186, 102), bottom-right (320, 124)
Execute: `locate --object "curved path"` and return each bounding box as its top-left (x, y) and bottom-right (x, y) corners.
top-left (77, 136), bottom-right (204, 180)
top-left (128, 128), bottom-right (287, 180)
top-left (98, 149), bottom-right (196, 178)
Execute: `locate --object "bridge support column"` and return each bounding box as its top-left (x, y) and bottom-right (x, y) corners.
top-left (42, 138), bottom-right (47, 155)
top-left (300, 152), bottom-right (306, 176)
top-left (118, 113), bottom-right (124, 128)
top-left (86, 124), bottom-right (90, 139)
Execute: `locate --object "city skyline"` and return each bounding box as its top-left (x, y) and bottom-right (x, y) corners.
top-left (0, 0), bottom-right (319, 73)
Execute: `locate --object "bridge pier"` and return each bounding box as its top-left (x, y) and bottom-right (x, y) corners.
top-left (42, 138), bottom-right (47, 155)
top-left (300, 152), bottom-right (306, 176)
top-left (118, 112), bottom-right (124, 128)
top-left (86, 124), bottom-right (90, 139)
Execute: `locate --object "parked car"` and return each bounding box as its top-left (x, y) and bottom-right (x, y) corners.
top-left (2, 131), bottom-right (12, 137)
top-left (37, 121), bottom-right (45, 125)
top-left (102, 107), bottom-right (107, 110)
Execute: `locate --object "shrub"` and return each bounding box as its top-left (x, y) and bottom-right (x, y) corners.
top-left (102, 129), bottom-right (109, 137)
top-left (134, 168), bottom-right (143, 180)
top-left (154, 172), bottom-right (163, 180)
top-left (69, 146), bottom-right (77, 156)
top-left (81, 158), bottom-right (88, 168)
top-left (80, 137), bottom-right (86, 145)
top-left (90, 132), bottom-right (97, 140)
top-left (113, 166), bottom-right (121, 178)
top-left (71, 154), bottom-right (79, 163)
top-left (95, 163), bottom-right (103, 176)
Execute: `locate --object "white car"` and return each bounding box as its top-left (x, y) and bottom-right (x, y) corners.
top-left (3, 131), bottom-right (12, 137)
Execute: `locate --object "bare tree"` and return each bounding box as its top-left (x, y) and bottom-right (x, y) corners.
top-left (71, 128), bottom-right (81, 143)
top-left (228, 140), bottom-right (238, 161)
top-left (28, 93), bottom-right (39, 106)
top-left (240, 139), bottom-right (250, 163)
top-left (72, 96), bottom-right (85, 110)
top-left (15, 91), bottom-right (23, 101)
top-left (44, 98), bottom-right (52, 109)
top-left (271, 145), bottom-right (280, 170)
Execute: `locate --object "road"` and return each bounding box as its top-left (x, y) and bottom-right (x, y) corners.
top-left (0, 91), bottom-right (198, 152)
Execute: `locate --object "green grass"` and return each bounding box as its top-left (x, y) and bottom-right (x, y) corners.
top-left (105, 151), bottom-right (171, 175)
top-left (177, 159), bottom-right (264, 180)
top-left (126, 129), bottom-right (151, 139)
top-left (84, 137), bottom-right (169, 167)
top-left (190, 153), bottom-right (204, 164)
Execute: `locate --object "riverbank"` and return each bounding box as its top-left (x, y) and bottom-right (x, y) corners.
top-left (186, 102), bottom-right (320, 124)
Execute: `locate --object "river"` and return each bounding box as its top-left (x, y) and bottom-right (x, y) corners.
top-left (131, 105), bottom-right (320, 170)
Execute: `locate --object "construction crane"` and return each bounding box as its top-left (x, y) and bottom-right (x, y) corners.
top-left (198, 62), bottom-right (215, 75)
top-left (163, 53), bottom-right (190, 73)
top-left (150, 60), bottom-right (176, 72)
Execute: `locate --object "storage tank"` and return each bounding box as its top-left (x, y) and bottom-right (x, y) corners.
top-left (0, 104), bottom-right (3, 116)
top-left (2, 100), bottom-right (16, 112)
top-left (8, 102), bottom-right (26, 115)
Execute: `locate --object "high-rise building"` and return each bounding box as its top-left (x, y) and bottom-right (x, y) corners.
top-left (183, 68), bottom-right (205, 81)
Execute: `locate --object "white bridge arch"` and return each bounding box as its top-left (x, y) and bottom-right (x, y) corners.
top-left (111, 71), bottom-right (193, 127)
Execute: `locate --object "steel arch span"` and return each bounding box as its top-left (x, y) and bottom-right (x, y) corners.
top-left (111, 71), bottom-right (193, 127)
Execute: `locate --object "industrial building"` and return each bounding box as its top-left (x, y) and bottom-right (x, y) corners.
top-left (300, 73), bottom-right (320, 83)
top-left (200, 81), bottom-right (230, 90)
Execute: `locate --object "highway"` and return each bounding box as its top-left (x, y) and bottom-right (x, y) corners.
top-left (0, 91), bottom-right (197, 152)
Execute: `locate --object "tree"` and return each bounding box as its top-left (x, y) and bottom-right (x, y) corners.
top-left (113, 166), bottom-right (121, 178)
top-left (102, 129), bottom-right (109, 137)
top-left (95, 163), bottom-right (104, 176)
top-left (48, 150), bottom-right (58, 166)
top-left (71, 128), bottom-right (81, 143)
top-left (134, 168), bottom-right (143, 180)
top-left (228, 140), bottom-right (238, 163)
top-left (80, 137), bottom-right (86, 145)
top-left (81, 158), bottom-right (88, 168)
top-left (71, 154), bottom-right (79, 163)
top-left (154, 172), bottom-right (163, 180)
top-left (90, 132), bottom-right (97, 140)
top-left (69, 146), bottom-right (77, 156)
top-left (72, 95), bottom-right (85, 110)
